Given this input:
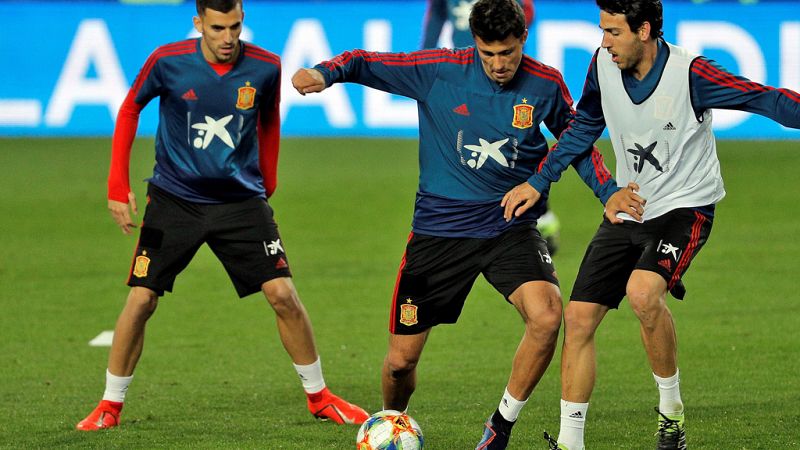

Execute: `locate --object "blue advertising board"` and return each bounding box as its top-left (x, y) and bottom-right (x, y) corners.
top-left (0, 1), bottom-right (798, 138)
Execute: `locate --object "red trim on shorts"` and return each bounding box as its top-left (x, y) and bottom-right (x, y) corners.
top-left (389, 232), bottom-right (414, 334)
top-left (669, 211), bottom-right (706, 289)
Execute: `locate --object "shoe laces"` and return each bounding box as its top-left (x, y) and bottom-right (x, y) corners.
top-left (543, 431), bottom-right (560, 450)
top-left (655, 407), bottom-right (685, 448)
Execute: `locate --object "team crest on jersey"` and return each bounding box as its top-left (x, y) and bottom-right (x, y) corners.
top-left (133, 251), bottom-right (151, 278)
top-left (512, 99), bottom-right (534, 129)
top-left (236, 81), bottom-right (256, 110)
top-left (399, 299), bottom-right (418, 326)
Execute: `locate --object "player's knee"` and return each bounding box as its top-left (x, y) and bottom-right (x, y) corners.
top-left (563, 306), bottom-right (598, 342)
top-left (261, 281), bottom-right (302, 316)
top-left (627, 290), bottom-right (666, 325)
top-left (385, 352), bottom-right (419, 378)
top-left (127, 287), bottom-right (159, 316)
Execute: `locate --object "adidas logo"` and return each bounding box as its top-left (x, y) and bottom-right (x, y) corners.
top-left (276, 257), bottom-right (288, 269)
top-left (663, 122), bottom-right (676, 131)
top-left (453, 103), bottom-right (470, 116)
top-left (182, 89), bottom-right (198, 101)
top-left (569, 411), bottom-right (583, 419)
top-left (658, 259), bottom-right (672, 271)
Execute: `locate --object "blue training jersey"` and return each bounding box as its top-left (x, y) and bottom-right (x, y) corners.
top-left (529, 39), bottom-right (800, 208)
top-left (314, 48), bottom-right (616, 238)
top-left (129, 38), bottom-right (281, 203)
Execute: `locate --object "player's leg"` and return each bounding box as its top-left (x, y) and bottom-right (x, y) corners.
top-left (76, 287), bottom-right (159, 431)
top-left (77, 184), bottom-right (202, 431)
top-left (381, 330), bottom-right (430, 412)
top-left (476, 224), bottom-right (561, 450)
top-left (630, 208), bottom-right (712, 450)
top-left (549, 217), bottom-right (637, 449)
top-left (210, 197), bottom-right (367, 424)
top-left (554, 301), bottom-right (609, 450)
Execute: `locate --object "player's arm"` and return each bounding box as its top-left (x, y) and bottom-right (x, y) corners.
top-left (690, 57), bottom-right (800, 129)
top-left (420, 0), bottom-right (447, 49)
top-left (292, 49), bottom-right (442, 101)
top-left (258, 67), bottom-right (281, 198)
top-left (107, 53), bottom-right (160, 234)
top-left (504, 53), bottom-right (621, 220)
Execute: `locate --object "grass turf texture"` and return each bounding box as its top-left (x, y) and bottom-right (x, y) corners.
top-left (0, 137), bottom-right (797, 449)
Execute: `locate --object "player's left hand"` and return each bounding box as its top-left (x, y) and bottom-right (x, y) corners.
top-left (501, 182), bottom-right (541, 222)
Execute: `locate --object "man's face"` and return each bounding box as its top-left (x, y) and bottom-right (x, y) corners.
top-left (599, 10), bottom-right (647, 71)
top-left (474, 30), bottom-right (527, 85)
top-left (193, 4), bottom-right (243, 64)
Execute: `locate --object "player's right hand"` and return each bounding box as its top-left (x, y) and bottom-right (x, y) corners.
top-left (291, 69), bottom-right (326, 95)
top-left (108, 191), bottom-right (138, 235)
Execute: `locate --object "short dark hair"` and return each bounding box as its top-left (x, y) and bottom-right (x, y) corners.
top-left (196, 0), bottom-right (241, 15)
top-left (596, 0), bottom-right (663, 39)
top-left (469, 0), bottom-right (526, 43)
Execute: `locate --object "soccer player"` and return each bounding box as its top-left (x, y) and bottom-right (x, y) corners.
top-left (497, 1), bottom-right (800, 449)
top-left (420, 0), bottom-right (563, 256)
top-left (76, 0), bottom-right (369, 431)
top-left (291, 1), bottom-right (643, 448)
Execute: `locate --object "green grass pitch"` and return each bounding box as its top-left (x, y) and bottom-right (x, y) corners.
top-left (0, 137), bottom-right (797, 449)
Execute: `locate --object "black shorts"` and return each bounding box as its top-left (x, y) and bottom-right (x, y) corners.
top-left (127, 184), bottom-right (291, 298)
top-left (570, 208), bottom-right (713, 308)
top-left (389, 223), bottom-right (559, 335)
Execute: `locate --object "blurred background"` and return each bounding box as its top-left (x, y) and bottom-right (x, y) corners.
top-left (1, 0), bottom-right (798, 139)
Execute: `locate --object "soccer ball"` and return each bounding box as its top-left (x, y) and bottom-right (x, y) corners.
top-left (356, 410), bottom-right (424, 450)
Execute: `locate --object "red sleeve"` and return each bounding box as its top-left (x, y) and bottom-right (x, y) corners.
top-left (258, 80), bottom-right (281, 198)
top-left (107, 90), bottom-right (144, 202)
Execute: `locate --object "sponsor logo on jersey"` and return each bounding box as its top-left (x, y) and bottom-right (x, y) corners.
top-left (453, 103), bottom-right (470, 116)
top-left (191, 114), bottom-right (234, 149)
top-left (463, 137), bottom-right (509, 169)
top-left (658, 259), bottom-right (673, 271)
top-left (663, 122), bottom-right (676, 131)
top-left (236, 81), bottom-right (256, 110)
top-left (512, 98), bottom-right (534, 129)
top-left (132, 251), bottom-right (150, 278)
top-left (626, 141), bottom-right (663, 173)
top-left (399, 299), bottom-right (419, 326)
top-left (276, 257), bottom-right (288, 270)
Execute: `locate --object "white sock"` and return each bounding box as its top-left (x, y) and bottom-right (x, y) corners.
top-left (558, 399), bottom-right (588, 450)
top-left (293, 357), bottom-right (326, 394)
top-left (497, 387), bottom-right (528, 422)
top-left (654, 369), bottom-right (683, 415)
top-left (102, 369), bottom-right (133, 403)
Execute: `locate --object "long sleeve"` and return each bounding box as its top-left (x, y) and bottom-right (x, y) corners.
top-left (315, 49), bottom-right (454, 101)
top-left (107, 90), bottom-right (144, 202)
top-left (690, 57), bottom-right (800, 128)
top-left (529, 51), bottom-right (607, 195)
top-left (258, 71), bottom-right (281, 198)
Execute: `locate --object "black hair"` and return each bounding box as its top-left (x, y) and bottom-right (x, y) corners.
top-left (196, 0), bottom-right (241, 15)
top-left (469, 0), bottom-right (526, 43)
top-left (596, 0), bottom-right (663, 39)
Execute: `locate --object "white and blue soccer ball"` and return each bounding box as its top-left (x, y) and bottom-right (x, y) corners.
top-left (356, 410), bottom-right (424, 450)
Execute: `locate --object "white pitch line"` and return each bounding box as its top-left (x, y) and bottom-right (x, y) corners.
top-left (89, 330), bottom-right (115, 347)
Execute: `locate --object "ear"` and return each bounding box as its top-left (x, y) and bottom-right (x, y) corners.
top-left (639, 21), bottom-right (651, 41)
top-left (521, 28), bottom-right (529, 45)
top-left (193, 15), bottom-right (203, 34)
